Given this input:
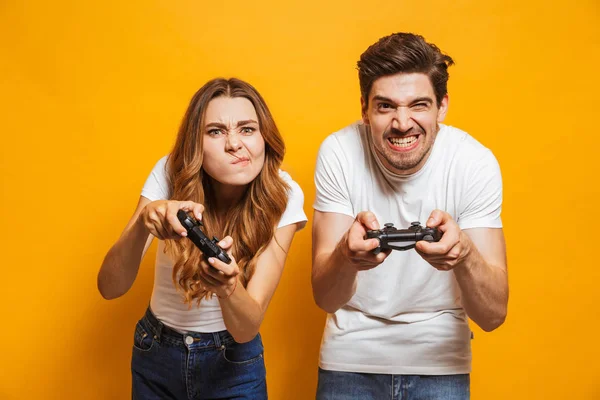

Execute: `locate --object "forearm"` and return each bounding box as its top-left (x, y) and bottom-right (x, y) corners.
top-left (454, 234), bottom-right (508, 331)
top-left (219, 283), bottom-right (265, 343)
top-left (312, 241), bottom-right (358, 314)
top-left (98, 217), bottom-right (150, 299)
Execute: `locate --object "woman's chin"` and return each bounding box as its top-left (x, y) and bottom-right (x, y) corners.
top-left (216, 171), bottom-right (260, 188)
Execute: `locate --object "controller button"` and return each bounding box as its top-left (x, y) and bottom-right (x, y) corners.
top-left (384, 223), bottom-right (394, 228)
top-left (411, 222), bottom-right (420, 226)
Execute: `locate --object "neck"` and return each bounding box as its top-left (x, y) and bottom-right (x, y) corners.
top-left (210, 179), bottom-right (248, 214)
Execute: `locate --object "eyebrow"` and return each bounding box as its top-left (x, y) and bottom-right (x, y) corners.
top-left (371, 95), bottom-right (434, 105)
top-left (205, 119), bottom-right (258, 128)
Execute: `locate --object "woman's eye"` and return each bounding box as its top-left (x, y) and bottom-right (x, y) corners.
top-left (241, 127), bottom-right (256, 134)
top-left (208, 129), bottom-right (223, 136)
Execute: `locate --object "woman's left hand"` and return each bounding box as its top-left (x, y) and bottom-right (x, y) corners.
top-left (198, 236), bottom-right (240, 299)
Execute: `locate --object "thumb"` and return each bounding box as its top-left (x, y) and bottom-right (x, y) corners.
top-left (356, 211), bottom-right (380, 230)
top-left (217, 236), bottom-right (234, 251)
top-left (426, 209), bottom-right (446, 228)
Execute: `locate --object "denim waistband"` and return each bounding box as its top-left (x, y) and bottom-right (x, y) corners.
top-left (142, 306), bottom-right (236, 349)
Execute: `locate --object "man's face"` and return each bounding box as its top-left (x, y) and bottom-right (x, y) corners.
top-left (362, 73), bottom-right (448, 175)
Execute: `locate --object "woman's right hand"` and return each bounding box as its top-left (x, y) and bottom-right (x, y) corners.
top-left (139, 200), bottom-right (205, 240)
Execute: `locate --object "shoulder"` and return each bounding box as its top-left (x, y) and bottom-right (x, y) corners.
top-left (277, 169), bottom-right (307, 229)
top-left (278, 169), bottom-right (303, 198)
top-left (141, 155), bottom-right (170, 201)
top-left (318, 121), bottom-right (364, 155)
top-left (438, 125), bottom-right (499, 168)
top-left (316, 121), bottom-right (367, 175)
top-left (149, 155), bottom-right (170, 175)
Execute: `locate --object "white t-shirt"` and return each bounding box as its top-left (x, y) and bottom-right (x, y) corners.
top-left (141, 155), bottom-right (307, 332)
top-left (313, 122), bottom-right (503, 375)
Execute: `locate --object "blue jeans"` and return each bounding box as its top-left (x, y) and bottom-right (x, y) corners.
top-left (131, 307), bottom-right (267, 400)
top-left (316, 368), bottom-right (469, 400)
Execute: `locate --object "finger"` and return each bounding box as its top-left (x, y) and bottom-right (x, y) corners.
top-left (147, 210), bottom-right (170, 239)
top-left (142, 211), bottom-right (161, 238)
top-left (353, 250), bottom-right (390, 270)
top-left (415, 238), bottom-right (451, 255)
top-left (149, 207), bottom-right (179, 239)
top-left (355, 264), bottom-right (380, 271)
top-left (426, 209), bottom-right (449, 228)
top-left (217, 236), bottom-right (234, 252)
top-left (208, 257), bottom-right (238, 276)
top-left (348, 236), bottom-right (380, 253)
top-left (350, 249), bottom-right (389, 265)
top-left (205, 269), bottom-right (229, 284)
top-left (154, 223), bottom-right (171, 240)
top-left (197, 275), bottom-right (218, 290)
top-left (201, 261), bottom-right (229, 283)
top-left (201, 273), bottom-right (222, 287)
top-left (413, 249), bottom-right (451, 271)
top-left (416, 228), bottom-right (460, 255)
top-left (355, 211), bottom-right (380, 230)
top-left (179, 201), bottom-right (205, 221)
top-left (166, 203), bottom-right (188, 236)
top-left (145, 224), bottom-right (161, 239)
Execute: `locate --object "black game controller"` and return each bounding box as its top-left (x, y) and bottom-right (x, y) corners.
top-left (365, 222), bottom-right (442, 254)
top-left (177, 210), bottom-right (232, 264)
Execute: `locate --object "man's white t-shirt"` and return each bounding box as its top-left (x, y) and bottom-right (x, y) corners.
top-left (313, 122), bottom-right (503, 375)
top-left (141, 155), bottom-right (307, 333)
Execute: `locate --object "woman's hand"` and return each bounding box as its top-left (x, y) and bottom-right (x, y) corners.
top-left (198, 236), bottom-right (240, 299)
top-left (139, 200), bottom-right (204, 240)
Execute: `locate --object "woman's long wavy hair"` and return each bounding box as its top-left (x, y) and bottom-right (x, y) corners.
top-left (164, 78), bottom-right (289, 305)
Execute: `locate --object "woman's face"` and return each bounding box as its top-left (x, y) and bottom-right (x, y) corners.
top-left (201, 96), bottom-right (266, 188)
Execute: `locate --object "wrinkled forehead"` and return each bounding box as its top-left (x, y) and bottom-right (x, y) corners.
top-left (203, 96), bottom-right (259, 125)
top-left (369, 73), bottom-right (435, 103)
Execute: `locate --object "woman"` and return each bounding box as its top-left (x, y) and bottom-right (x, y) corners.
top-left (97, 78), bottom-right (307, 399)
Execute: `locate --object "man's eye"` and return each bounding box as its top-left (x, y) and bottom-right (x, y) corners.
top-left (412, 103), bottom-right (429, 111)
top-left (377, 103), bottom-right (393, 110)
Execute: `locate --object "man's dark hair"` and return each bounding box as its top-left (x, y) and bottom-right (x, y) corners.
top-left (357, 33), bottom-right (454, 107)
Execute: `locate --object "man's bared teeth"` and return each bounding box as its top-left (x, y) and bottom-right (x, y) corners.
top-left (389, 136), bottom-right (417, 147)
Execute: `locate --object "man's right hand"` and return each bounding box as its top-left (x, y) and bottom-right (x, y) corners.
top-left (139, 200), bottom-right (205, 240)
top-left (339, 211), bottom-right (392, 271)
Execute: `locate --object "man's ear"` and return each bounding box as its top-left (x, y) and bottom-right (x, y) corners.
top-left (361, 97), bottom-right (369, 125)
top-left (437, 94), bottom-right (449, 123)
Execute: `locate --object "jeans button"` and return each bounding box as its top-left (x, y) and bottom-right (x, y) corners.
top-left (185, 336), bottom-right (194, 345)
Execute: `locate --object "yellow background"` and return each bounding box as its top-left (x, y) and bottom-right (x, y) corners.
top-left (1, 1), bottom-right (599, 399)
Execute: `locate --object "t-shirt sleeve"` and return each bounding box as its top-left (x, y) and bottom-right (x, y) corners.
top-left (457, 149), bottom-right (503, 230)
top-left (277, 170), bottom-right (308, 230)
top-left (141, 155), bottom-right (170, 201)
top-left (312, 135), bottom-right (354, 218)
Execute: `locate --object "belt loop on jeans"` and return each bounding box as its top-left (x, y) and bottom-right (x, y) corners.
top-left (145, 306), bottom-right (164, 344)
top-left (212, 332), bottom-right (222, 349)
top-left (154, 319), bottom-right (164, 344)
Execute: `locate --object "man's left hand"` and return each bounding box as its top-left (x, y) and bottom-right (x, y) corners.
top-left (415, 209), bottom-right (472, 271)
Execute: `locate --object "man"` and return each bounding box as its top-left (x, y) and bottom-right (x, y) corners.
top-left (311, 32), bottom-right (508, 399)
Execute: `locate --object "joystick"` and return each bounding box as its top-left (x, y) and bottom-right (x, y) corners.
top-left (177, 210), bottom-right (232, 264)
top-left (365, 222), bottom-right (442, 254)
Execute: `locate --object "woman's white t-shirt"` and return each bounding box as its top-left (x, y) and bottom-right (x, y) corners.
top-left (141, 155), bottom-right (307, 332)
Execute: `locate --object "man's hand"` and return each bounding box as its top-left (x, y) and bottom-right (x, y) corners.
top-left (415, 209), bottom-right (472, 271)
top-left (340, 211), bottom-right (392, 271)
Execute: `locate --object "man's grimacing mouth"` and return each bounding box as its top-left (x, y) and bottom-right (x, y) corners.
top-left (388, 135), bottom-right (419, 148)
